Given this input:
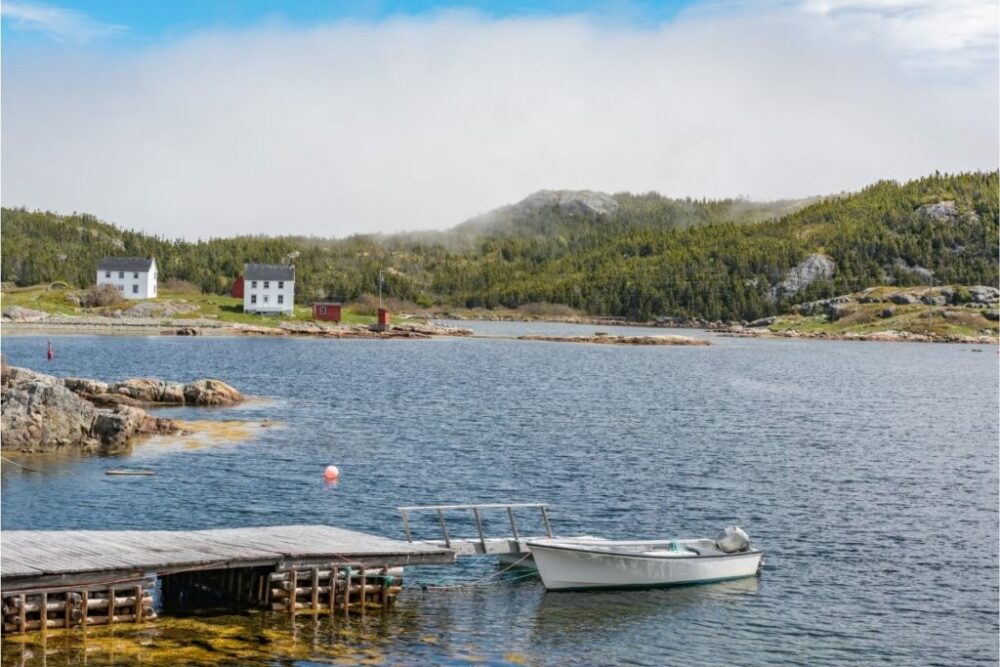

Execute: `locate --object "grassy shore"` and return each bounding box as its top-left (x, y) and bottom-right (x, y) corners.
top-left (0, 284), bottom-right (393, 327)
top-left (3, 283), bottom-right (997, 343)
top-left (745, 286), bottom-right (999, 343)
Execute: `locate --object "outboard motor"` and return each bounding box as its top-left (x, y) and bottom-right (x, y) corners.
top-left (716, 526), bottom-right (751, 553)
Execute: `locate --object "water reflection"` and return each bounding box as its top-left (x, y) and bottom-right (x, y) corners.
top-left (529, 577), bottom-right (760, 640)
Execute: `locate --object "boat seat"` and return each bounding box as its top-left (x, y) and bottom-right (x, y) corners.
top-left (642, 547), bottom-right (699, 557)
top-left (681, 545), bottom-right (720, 556)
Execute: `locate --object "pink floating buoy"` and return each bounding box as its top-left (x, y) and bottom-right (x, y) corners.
top-left (324, 465), bottom-right (340, 481)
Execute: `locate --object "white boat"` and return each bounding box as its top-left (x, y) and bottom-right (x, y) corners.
top-left (527, 527), bottom-right (763, 591)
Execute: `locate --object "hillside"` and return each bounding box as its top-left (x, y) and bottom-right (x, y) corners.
top-left (2, 171), bottom-right (997, 322)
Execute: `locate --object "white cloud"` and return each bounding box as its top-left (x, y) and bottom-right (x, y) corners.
top-left (1, 2), bottom-right (126, 43)
top-left (796, 0), bottom-right (999, 73)
top-left (1, 5), bottom-right (996, 239)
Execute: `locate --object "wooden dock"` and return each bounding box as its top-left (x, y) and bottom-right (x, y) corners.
top-left (1, 525), bottom-right (454, 634)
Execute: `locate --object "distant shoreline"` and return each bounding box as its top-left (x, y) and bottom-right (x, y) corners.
top-left (0, 318), bottom-right (473, 340)
top-left (3, 317), bottom-right (997, 346)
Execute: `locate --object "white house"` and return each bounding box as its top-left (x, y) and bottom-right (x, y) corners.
top-left (243, 263), bottom-right (295, 314)
top-left (96, 257), bottom-right (158, 299)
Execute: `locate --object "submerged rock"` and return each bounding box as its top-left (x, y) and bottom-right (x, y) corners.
top-left (517, 334), bottom-right (710, 346)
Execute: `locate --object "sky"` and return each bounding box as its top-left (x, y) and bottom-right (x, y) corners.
top-left (2, 0), bottom-right (997, 239)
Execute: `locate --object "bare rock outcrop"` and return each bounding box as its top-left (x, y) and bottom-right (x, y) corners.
top-left (915, 200), bottom-right (980, 224)
top-left (768, 254), bottom-right (835, 302)
top-left (513, 190), bottom-right (619, 217)
top-left (65, 376), bottom-right (244, 408)
top-left (1, 366), bottom-right (178, 454)
top-left (125, 301), bottom-right (199, 318)
top-left (1, 306), bottom-right (50, 323)
top-left (461, 189), bottom-right (619, 232)
top-left (183, 379), bottom-right (244, 406)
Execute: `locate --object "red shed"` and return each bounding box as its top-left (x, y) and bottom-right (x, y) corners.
top-left (313, 302), bottom-right (342, 322)
top-left (376, 308), bottom-right (391, 331)
top-left (231, 275), bottom-right (244, 298)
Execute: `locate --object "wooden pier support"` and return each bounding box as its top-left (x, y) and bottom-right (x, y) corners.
top-left (2, 580), bottom-right (155, 634)
top-left (268, 567), bottom-right (401, 615)
top-left (2, 524), bottom-right (451, 634)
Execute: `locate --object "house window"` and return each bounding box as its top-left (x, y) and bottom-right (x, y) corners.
top-left (133, 272), bottom-right (139, 278)
top-left (278, 281), bottom-right (284, 289)
top-left (116, 285), bottom-right (124, 293)
top-left (278, 295), bottom-right (284, 305)
top-left (318, 306), bottom-right (326, 315)
top-left (263, 295), bottom-right (269, 303)
top-left (251, 294), bottom-right (257, 304)
top-left (132, 284), bottom-right (139, 294)
top-left (264, 281), bottom-right (270, 289)
top-left (119, 271), bottom-right (124, 278)
top-left (251, 281), bottom-right (258, 288)
top-left (105, 271), bottom-right (111, 278)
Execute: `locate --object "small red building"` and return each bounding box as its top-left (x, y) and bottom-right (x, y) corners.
top-left (376, 308), bottom-right (391, 331)
top-left (231, 275), bottom-right (244, 298)
top-left (312, 302), bottom-right (342, 322)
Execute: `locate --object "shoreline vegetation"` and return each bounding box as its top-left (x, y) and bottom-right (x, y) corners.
top-left (2, 283), bottom-right (996, 344)
top-left (3, 174), bottom-right (999, 328)
top-left (2, 172), bottom-right (997, 347)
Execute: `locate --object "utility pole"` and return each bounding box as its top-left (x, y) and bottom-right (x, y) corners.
top-left (378, 268), bottom-right (384, 310)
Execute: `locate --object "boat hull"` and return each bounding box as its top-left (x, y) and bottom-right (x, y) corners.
top-left (528, 541), bottom-right (763, 591)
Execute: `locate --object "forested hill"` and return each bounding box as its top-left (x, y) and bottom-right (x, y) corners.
top-left (2, 171), bottom-right (997, 321)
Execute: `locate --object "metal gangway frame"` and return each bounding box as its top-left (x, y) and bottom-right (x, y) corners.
top-left (396, 503), bottom-right (554, 557)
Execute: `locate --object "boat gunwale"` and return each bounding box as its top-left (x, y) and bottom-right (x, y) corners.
top-left (527, 540), bottom-right (763, 561)
top-left (537, 573), bottom-right (759, 592)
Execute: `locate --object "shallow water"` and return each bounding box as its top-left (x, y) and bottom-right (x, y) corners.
top-left (1, 326), bottom-right (997, 666)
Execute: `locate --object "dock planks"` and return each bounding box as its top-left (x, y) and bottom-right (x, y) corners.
top-left (1, 525), bottom-right (454, 592)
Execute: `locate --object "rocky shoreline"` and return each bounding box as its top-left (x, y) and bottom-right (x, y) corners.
top-left (715, 327), bottom-right (997, 344)
top-left (4, 285), bottom-right (998, 345)
top-left (517, 333), bottom-right (711, 346)
top-left (0, 310), bottom-right (473, 339)
top-left (0, 359), bottom-right (244, 454)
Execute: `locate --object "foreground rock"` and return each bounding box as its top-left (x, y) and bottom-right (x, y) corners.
top-left (518, 333), bottom-right (710, 346)
top-left (1, 366), bottom-right (178, 454)
top-left (64, 376), bottom-right (244, 407)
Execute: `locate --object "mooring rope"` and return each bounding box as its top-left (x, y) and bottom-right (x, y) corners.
top-left (415, 552), bottom-right (536, 591)
top-left (0, 456), bottom-right (41, 473)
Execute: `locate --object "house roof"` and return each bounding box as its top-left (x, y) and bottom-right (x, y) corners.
top-left (98, 256), bottom-right (155, 272)
top-left (244, 263), bottom-right (295, 281)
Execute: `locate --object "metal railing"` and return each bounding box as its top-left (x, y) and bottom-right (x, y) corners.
top-left (396, 503), bottom-right (553, 552)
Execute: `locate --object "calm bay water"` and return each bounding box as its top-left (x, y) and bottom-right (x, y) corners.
top-left (1, 325), bottom-right (997, 666)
